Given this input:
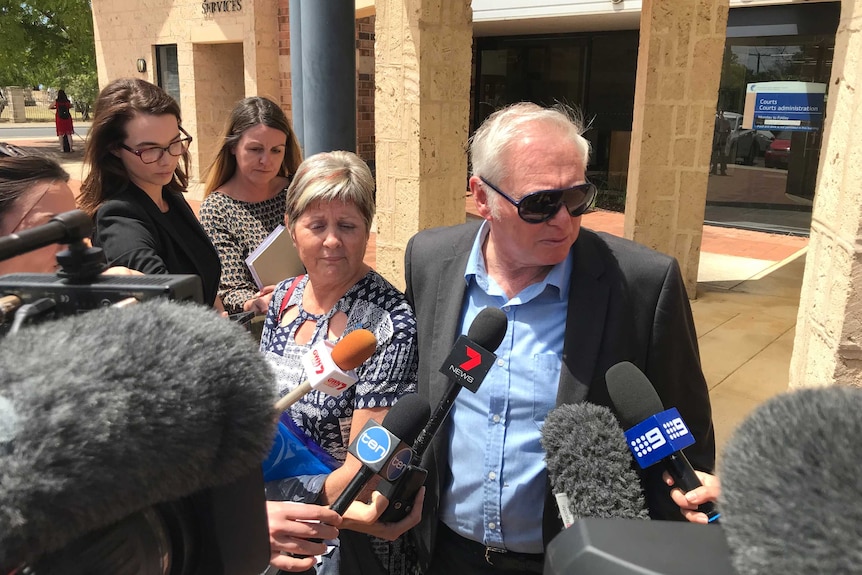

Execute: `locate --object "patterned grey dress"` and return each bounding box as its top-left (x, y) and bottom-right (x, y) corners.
top-left (260, 271), bottom-right (420, 575)
top-left (199, 187), bottom-right (288, 314)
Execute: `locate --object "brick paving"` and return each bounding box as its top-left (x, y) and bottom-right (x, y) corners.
top-left (4, 137), bottom-right (808, 268)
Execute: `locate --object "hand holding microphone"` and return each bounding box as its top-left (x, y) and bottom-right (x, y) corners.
top-left (664, 470), bottom-right (721, 524)
top-left (605, 361), bottom-right (720, 523)
top-left (329, 394), bottom-right (430, 515)
top-left (274, 328), bottom-right (378, 413)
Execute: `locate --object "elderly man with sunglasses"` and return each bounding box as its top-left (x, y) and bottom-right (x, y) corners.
top-left (404, 102), bottom-right (715, 575)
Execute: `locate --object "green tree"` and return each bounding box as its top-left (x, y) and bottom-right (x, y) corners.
top-left (0, 0), bottom-right (97, 110)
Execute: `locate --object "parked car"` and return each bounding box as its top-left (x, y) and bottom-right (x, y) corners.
top-left (764, 131), bottom-right (792, 169)
top-left (724, 112), bottom-right (774, 165)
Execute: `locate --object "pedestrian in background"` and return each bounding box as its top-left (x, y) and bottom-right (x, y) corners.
top-left (710, 109), bottom-right (731, 176)
top-left (50, 90), bottom-right (74, 153)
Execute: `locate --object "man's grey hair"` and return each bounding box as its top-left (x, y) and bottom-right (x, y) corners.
top-left (469, 102), bottom-right (591, 218)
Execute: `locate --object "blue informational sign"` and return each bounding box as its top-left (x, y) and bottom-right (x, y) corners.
top-left (622, 407), bottom-right (695, 469)
top-left (745, 81), bottom-right (826, 132)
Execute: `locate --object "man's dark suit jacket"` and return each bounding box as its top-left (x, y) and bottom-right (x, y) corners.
top-left (404, 221), bottom-right (715, 571)
top-left (93, 183), bottom-right (221, 306)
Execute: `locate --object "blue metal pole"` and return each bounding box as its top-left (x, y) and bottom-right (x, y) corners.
top-left (299, 0), bottom-right (356, 155)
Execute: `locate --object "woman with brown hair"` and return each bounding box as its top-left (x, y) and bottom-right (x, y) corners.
top-left (78, 78), bottom-right (221, 308)
top-left (200, 96), bottom-right (302, 314)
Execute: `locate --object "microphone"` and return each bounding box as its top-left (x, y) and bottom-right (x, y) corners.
top-left (605, 361), bottom-right (720, 523)
top-left (0, 209), bottom-right (92, 261)
top-left (273, 328), bottom-right (378, 412)
top-left (329, 393), bottom-right (430, 515)
top-left (541, 402), bottom-right (648, 527)
top-left (377, 306), bottom-right (507, 521)
top-left (0, 299), bottom-right (277, 571)
top-left (720, 386), bottom-right (862, 575)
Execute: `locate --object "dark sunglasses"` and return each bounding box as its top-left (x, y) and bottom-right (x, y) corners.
top-left (479, 176), bottom-right (597, 223)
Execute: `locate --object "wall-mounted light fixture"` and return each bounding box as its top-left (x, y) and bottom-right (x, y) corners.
top-left (136, 58), bottom-right (147, 73)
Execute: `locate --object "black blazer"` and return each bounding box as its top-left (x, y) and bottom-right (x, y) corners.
top-left (93, 183), bottom-right (221, 306)
top-left (404, 221), bottom-right (715, 570)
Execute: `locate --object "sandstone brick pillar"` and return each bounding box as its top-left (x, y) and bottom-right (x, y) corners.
top-left (374, 0), bottom-right (472, 290)
top-left (624, 0), bottom-right (729, 298)
top-left (244, 0), bottom-right (281, 100)
top-left (790, 1), bottom-right (862, 390)
top-left (6, 87), bottom-right (27, 123)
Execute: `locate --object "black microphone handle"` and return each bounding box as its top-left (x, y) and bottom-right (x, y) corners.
top-left (410, 378), bottom-right (462, 463)
top-left (663, 451), bottom-right (720, 522)
top-left (330, 465), bottom-right (376, 515)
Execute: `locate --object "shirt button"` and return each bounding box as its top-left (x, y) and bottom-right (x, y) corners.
top-left (492, 414), bottom-right (501, 423)
top-left (488, 471), bottom-right (497, 480)
top-left (502, 306), bottom-right (510, 312)
top-left (497, 359), bottom-right (504, 367)
top-left (488, 522), bottom-right (497, 530)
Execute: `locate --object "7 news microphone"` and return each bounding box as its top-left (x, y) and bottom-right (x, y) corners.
top-left (605, 361), bottom-right (720, 523)
top-left (0, 299), bottom-right (278, 574)
top-left (377, 306), bottom-right (508, 521)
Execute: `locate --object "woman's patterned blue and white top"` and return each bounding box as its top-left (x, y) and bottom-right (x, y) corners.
top-left (260, 270), bottom-right (418, 464)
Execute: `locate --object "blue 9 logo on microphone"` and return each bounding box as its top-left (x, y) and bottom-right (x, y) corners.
top-left (623, 407), bottom-right (696, 469)
top-left (631, 427), bottom-right (667, 458)
top-left (356, 426), bottom-right (392, 465)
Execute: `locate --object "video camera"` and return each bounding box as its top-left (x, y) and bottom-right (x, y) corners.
top-left (0, 211), bottom-right (270, 574)
top-left (0, 210), bottom-right (201, 336)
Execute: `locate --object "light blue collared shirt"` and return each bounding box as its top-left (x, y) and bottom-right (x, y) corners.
top-left (439, 222), bottom-right (572, 553)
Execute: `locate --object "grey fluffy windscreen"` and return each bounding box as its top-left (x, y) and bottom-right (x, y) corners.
top-left (541, 402), bottom-right (648, 521)
top-left (0, 299), bottom-right (277, 569)
top-left (719, 385), bottom-right (862, 575)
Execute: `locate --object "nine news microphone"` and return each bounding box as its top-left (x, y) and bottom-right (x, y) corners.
top-left (377, 306), bottom-right (508, 522)
top-left (329, 394), bottom-right (431, 516)
top-left (720, 386), bottom-right (862, 575)
top-left (274, 328), bottom-right (378, 413)
top-left (605, 361), bottom-right (720, 523)
top-left (0, 299), bottom-right (277, 573)
top-left (541, 402), bottom-right (648, 527)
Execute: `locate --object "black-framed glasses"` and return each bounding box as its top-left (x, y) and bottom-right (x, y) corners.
top-left (120, 126), bottom-right (193, 164)
top-left (479, 176), bottom-right (597, 223)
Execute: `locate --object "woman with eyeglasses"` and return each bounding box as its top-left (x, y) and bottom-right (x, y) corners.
top-left (78, 78), bottom-right (222, 308)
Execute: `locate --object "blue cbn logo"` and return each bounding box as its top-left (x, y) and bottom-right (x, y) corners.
top-left (356, 426), bottom-right (391, 464)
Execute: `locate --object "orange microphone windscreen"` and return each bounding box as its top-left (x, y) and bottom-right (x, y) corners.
top-left (331, 328), bottom-right (377, 371)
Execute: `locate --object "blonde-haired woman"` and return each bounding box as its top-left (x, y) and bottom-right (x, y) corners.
top-left (260, 151), bottom-right (420, 575)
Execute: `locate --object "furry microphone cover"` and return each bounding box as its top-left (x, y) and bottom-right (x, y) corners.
top-left (720, 385), bottom-right (862, 575)
top-left (0, 299), bottom-right (277, 569)
top-left (542, 402), bottom-right (649, 521)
